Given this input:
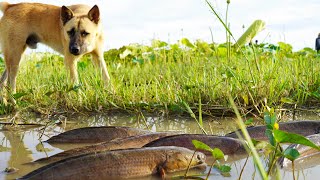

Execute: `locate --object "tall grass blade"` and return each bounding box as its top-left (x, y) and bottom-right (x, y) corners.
top-left (228, 95), bottom-right (268, 179)
top-left (182, 101), bottom-right (207, 134)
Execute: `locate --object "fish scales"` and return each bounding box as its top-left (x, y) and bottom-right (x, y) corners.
top-left (46, 126), bottom-right (150, 144)
top-left (35, 132), bottom-right (173, 164)
top-left (226, 121), bottom-right (320, 140)
top-left (144, 134), bottom-right (247, 155)
top-left (20, 147), bottom-right (206, 180)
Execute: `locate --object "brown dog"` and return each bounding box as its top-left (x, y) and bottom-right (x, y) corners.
top-left (0, 2), bottom-right (110, 102)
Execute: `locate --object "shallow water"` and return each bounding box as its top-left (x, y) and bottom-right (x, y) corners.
top-left (0, 111), bottom-right (319, 180)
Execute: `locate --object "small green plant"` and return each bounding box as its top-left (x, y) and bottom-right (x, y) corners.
top-left (261, 110), bottom-right (320, 178)
top-left (190, 140), bottom-right (231, 179)
top-left (230, 97), bottom-right (320, 180)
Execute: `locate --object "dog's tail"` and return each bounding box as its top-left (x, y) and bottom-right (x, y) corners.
top-left (0, 2), bottom-right (9, 12)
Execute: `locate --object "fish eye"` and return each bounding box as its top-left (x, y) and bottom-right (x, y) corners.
top-left (81, 31), bottom-right (89, 37)
top-left (197, 154), bottom-right (202, 160)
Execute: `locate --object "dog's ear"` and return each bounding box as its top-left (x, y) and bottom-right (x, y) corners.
top-left (88, 5), bottom-right (100, 24)
top-left (61, 6), bottom-right (74, 25)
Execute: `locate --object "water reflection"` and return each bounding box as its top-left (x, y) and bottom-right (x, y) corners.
top-left (1, 131), bottom-right (33, 178)
top-left (0, 112), bottom-right (319, 180)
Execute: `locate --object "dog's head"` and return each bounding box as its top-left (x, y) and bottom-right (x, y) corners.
top-left (61, 5), bottom-right (101, 56)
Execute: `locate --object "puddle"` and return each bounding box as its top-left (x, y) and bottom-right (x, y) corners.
top-left (0, 111), bottom-right (319, 179)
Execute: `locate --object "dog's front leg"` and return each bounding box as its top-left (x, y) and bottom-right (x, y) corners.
top-left (64, 54), bottom-right (79, 85)
top-left (0, 69), bottom-right (8, 103)
top-left (91, 51), bottom-right (110, 86)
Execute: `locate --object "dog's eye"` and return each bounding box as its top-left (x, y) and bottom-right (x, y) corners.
top-left (81, 31), bottom-right (89, 37)
top-left (67, 28), bottom-right (75, 36)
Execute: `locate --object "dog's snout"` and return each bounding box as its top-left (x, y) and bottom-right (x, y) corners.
top-left (70, 45), bottom-right (80, 55)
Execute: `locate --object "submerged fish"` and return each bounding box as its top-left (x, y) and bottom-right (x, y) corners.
top-left (281, 134), bottom-right (320, 170)
top-left (34, 132), bottom-right (174, 164)
top-left (226, 120), bottom-right (320, 140)
top-left (46, 126), bottom-right (150, 144)
top-left (144, 134), bottom-right (247, 156)
top-left (19, 147), bottom-right (206, 180)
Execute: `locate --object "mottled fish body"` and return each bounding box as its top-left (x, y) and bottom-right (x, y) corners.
top-left (20, 147), bottom-right (206, 180)
top-left (46, 126), bottom-right (150, 144)
top-left (36, 132), bottom-right (173, 164)
top-left (226, 121), bottom-right (320, 140)
top-left (144, 134), bottom-right (247, 156)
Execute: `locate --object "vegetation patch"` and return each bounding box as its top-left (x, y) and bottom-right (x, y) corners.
top-left (0, 38), bottom-right (319, 116)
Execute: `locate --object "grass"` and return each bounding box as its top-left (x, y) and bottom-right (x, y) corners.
top-left (0, 40), bottom-right (319, 116)
top-left (0, 2), bottom-right (319, 116)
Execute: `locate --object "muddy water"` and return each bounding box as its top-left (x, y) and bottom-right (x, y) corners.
top-left (0, 111), bottom-right (319, 180)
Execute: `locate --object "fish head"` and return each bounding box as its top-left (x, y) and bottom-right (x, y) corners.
top-left (164, 148), bottom-right (206, 172)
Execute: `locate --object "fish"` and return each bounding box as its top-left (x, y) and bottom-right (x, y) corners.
top-left (34, 132), bottom-right (174, 164)
top-left (45, 126), bottom-right (150, 144)
top-left (144, 134), bottom-right (247, 156)
top-left (280, 134), bottom-right (320, 170)
top-left (226, 120), bottom-right (320, 140)
top-left (19, 146), bottom-right (206, 180)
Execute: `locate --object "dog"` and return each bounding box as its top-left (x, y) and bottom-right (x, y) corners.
top-left (0, 2), bottom-right (110, 102)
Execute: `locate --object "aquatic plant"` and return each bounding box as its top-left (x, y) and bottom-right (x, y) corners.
top-left (189, 140), bottom-right (231, 179)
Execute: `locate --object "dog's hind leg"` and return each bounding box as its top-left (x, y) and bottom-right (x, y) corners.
top-left (2, 44), bottom-right (26, 103)
top-left (91, 51), bottom-right (110, 86)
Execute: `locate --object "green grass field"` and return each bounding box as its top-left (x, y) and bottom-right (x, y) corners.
top-left (0, 39), bottom-right (319, 115)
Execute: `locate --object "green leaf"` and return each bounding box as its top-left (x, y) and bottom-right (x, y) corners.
top-left (211, 148), bottom-right (224, 160)
top-left (119, 49), bottom-right (132, 59)
top-left (78, 61), bottom-right (88, 70)
top-left (195, 40), bottom-right (212, 53)
top-left (273, 129), bottom-right (320, 150)
top-left (132, 57), bottom-right (144, 65)
top-left (280, 97), bottom-right (295, 104)
top-left (283, 148), bottom-right (300, 161)
top-left (264, 112), bottom-right (271, 125)
top-left (264, 112), bottom-right (276, 127)
top-left (242, 94), bottom-right (249, 106)
top-left (278, 42), bottom-right (293, 53)
top-left (151, 39), bottom-right (168, 48)
top-left (218, 165), bottom-right (231, 173)
top-left (67, 84), bottom-right (81, 93)
top-left (312, 91), bottom-right (320, 98)
top-left (192, 140), bottom-right (213, 152)
top-left (236, 20), bottom-right (265, 48)
top-left (180, 38), bottom-right (195, 49)
top-left (255, 141), bottom-right (275, 153)
top-left (265, 129), bottom-right (276, 146)
top-left (216, 47), bottom-right (227, 56)
top-left (170, 44), bottom-right (180, 51)
top-left (244, 118), bottom-right (253, 125)
top-left (13, 92), bottom-right (28, 100)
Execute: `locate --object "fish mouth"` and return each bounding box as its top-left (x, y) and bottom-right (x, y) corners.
top-left (192, 162), bottom-right (207, 170)
top-left (166, 161), bottom-right (207, 173)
